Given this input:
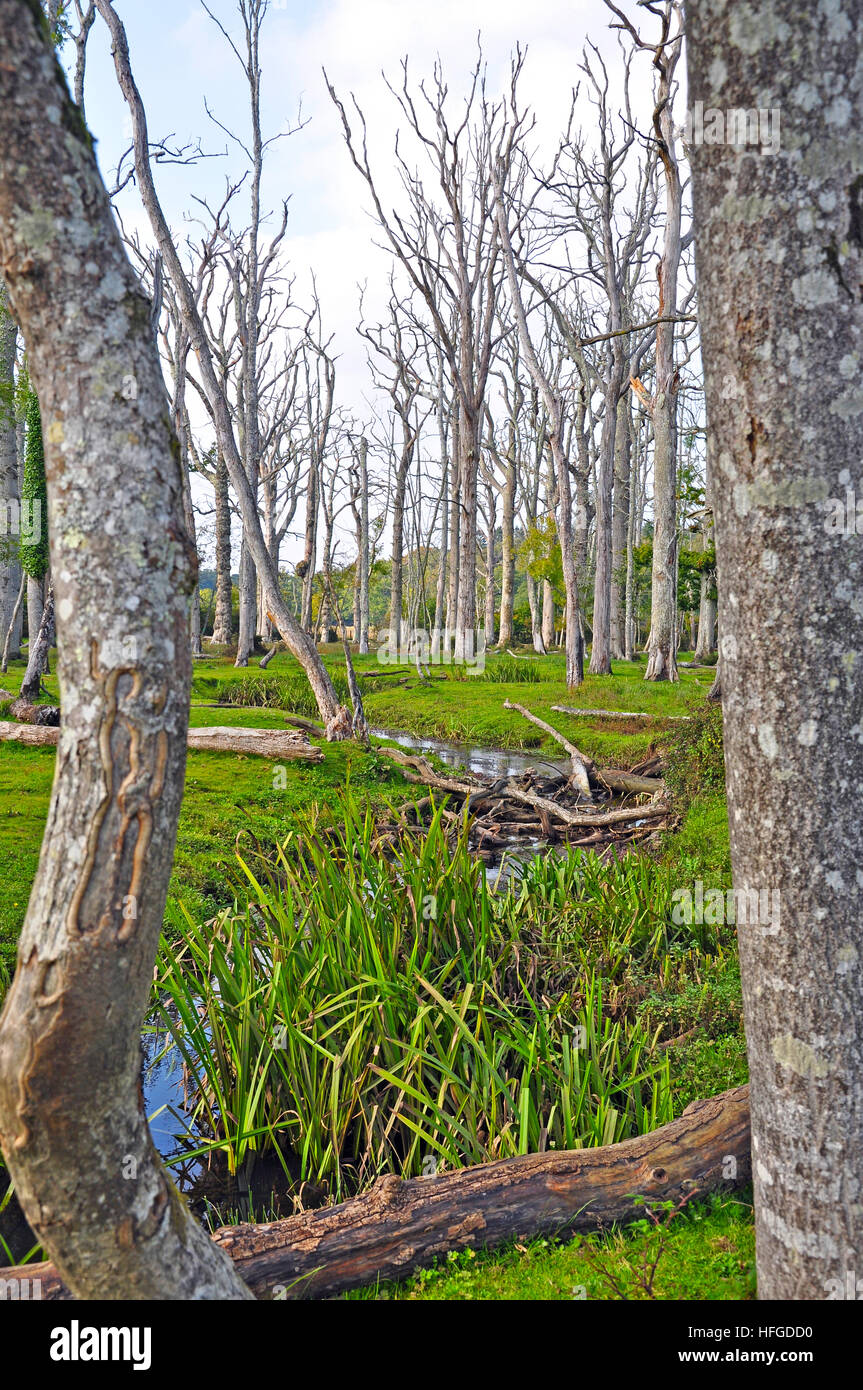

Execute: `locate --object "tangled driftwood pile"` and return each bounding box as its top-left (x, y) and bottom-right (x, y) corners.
top-left (376, 700), bottom-right (673, 863)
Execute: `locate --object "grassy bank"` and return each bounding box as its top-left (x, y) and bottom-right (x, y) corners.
top-left (346, 1190), bottom-right (755, 1300)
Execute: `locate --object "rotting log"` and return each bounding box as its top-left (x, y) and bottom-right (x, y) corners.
top-left (0, 721), bottom-right (324, 760)
top-left (8, 697), bottom-right (60, 726)
top-left (596, 769), bottom-right (665, 796)
top-left (5, 1085), bottom-right (750, 1300)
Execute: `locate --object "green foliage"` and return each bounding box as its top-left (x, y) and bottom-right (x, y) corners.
top-left (468, 654), bottom-right (548, 683)
top-left (210, 669), bottom-right (351, 717)
top-left (150, 805), bottom-right (675, 1200)
top-left (519, 517), bottom-right (564, 600)
top-left (1, 647), bottom-right (745, 1302)
top-left (663, 698), bottom-right (725, 805)
top-left (20, 387), bottom-right (49, 581)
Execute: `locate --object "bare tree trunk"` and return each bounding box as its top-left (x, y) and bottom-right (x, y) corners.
top-left (497, 449), bottom-right (515, 648)
top-left (589, 352), bottom-right (624, 675)
top-left (624, 407), bottom-right (639, 662)
top-left (446, 458), bottom-right (460, 653)
top-left (454, 406), bottom-right (480, 662)
top-left (636, 11), bottom-right (682, 684)
top-left (235, 541), bottom-right (256, 665)
top-left (0, 0), bottom-right (250, 1298)
top-left (1, 569), bottom-right (25, 674)
top-left (172, 334), bottom-right (203, 659)
top-left (484, 483), bottom-right (496, 645)
top-left (541, 578), bottom-right (555, 650)
top-left (358, 435), bottom-right (370, 653)
top-left (694, 577), bottom-right (716, 660)
top-left (689, 0), bottom-right (863, 1299)
top-left (19, 578), bottom-right (53, 700)
top-left (610, 394), bottom-right (630, 660)
top-left (0, 285), bottom-right (22, 656)
top-left (300, 459), bottom-right (318, 633)
top-left (433, 459), bottom-right (448, 640)
top-left (526, 571), bottom-right (544, 653)
top-left (209, 455), bottom-right (233, 645)
top-left (390, 456), bottom-right (409, 652)
top-left (26, 572), bottom-right (43, 652)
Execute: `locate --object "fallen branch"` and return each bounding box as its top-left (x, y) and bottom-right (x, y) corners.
top-left (493, 782), bottom-right (667, 829)
top-left (503, 698), bottom-right (595, 795)
top-left (392, 763), bottom-right (666, 830)
top-left (551, 706), bottom-right (692, 723)
top-left (8, 1084), bottom-right (749, 1300)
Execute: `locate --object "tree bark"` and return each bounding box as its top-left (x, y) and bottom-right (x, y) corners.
top-left (1, 568), bottom-right (25, 673)
top-left (0, 284), bottom-right (22, 658)
top-left (209, 455), bottom-right (233, 646)
top-left (19, 577), bottom-right (53, 700)
top-left (497, 448), bottom-right (516, 648)
top-left (610, 395), bottom-right (631, 659)
top-left (0, 0), bottom-right (250, 1300)
top-left (641, 22), bottom-right (682, 684)
top-left (358, 435), bottom-right (370, 654)
top-left (688, 0), bottom-right (863, 1299)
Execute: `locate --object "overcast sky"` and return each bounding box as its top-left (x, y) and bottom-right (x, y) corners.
top-left (75, 0), bottom-right (662, 563)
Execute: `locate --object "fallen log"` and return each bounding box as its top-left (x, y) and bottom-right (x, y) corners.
top-left (503, 698), bottom-right (596, 795)
top-left (0, 722), bottom-right (324, 761)
top-left (630, 753), bottom-right (663, 778)
top-left (0, 721), bottom-right (59, 747)
top-left (284, 714), bottom-right (325, 735)
top-left (9, 697), bottom-right (61, 726)
top-left (7, 1085), bottom-right (749, 1300)
top-left (551, 706), bottom-right (692, 723)
top-left (186, 727), bottom-right (324, 760)
top-left (596, 769), bottom-right (665, 796)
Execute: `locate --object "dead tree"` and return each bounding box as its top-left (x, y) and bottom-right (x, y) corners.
top-left (328, 48), bottom-right (517, 664)
top-left (94, 0), bottom-right (348, 734)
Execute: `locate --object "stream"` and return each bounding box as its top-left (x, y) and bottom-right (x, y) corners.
top-left (370, 725), bottom-right (573, 780)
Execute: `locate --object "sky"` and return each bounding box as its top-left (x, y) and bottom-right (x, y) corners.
top-left (73, 0), bottom-right (665, 564)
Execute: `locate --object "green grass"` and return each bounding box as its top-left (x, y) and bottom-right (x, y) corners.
top-left (0, 651), bottom-right (417, 984)
top-left (345, 1190), bottom-right (755, 1300)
